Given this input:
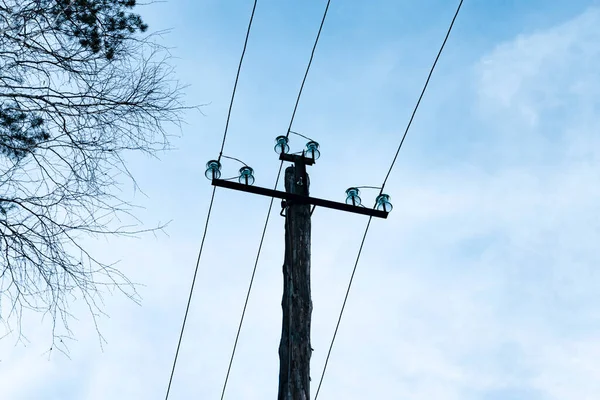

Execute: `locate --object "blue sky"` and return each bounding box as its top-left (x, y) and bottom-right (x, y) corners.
top-left (2, 0), bottom-right (600, 399)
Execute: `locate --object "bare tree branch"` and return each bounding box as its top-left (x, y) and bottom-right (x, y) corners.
top-left (0, 0), bottom-right (190, 351)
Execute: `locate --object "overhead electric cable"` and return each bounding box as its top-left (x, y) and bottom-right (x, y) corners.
top-left (289, 130), bottom-right (316, 142)
top-left (314, 1), bottom-right (464, 398)
top-left (164, 187), bottom-right (217, 400)
top-left (286, 0), bottom-right (332, 137)
top-left (164, 2), bottom-right (258, 399)
top-left (219, 0), bottom-right (332, 398)
top-left (379, 0), bottom-right (464, 193)
top-left (218, 2), bottom-right (259, 162)
top-left (219, 167), bottom-right (284, 400)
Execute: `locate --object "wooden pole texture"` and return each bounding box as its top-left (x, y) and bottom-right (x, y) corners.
top-left (278, 164), bottom-right (312, 400)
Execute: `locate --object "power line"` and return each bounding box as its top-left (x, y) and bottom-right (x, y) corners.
top-left (289, 130), bottom-right (316, 142)
top-left (286, 0), bottom-right (332, 137)
top-left (218, 1), bottom-right (259, 163)
top-left (379, 0), bottom-right (464, 193)
top-left (314, 216), bottom-right (372, 399)
top-left (163, 2), bottom-right (258, 398)
top-left (219, 167), bottom-right (283, 400)
top-left (314, 1), bottom-right (464, 398)
top-left (220, 154), bottom-right (250, 167)
top-left (219, 0), bottom-right (332, 397)
top-left (164, 187), bottom-right (217, 399)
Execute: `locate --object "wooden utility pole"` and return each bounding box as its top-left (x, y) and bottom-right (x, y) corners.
top-left (207, 138), bottom-right (391, 399)
top-left (278, 164), bottom-right (312, 400)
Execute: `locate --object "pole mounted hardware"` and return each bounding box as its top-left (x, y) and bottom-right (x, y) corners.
top-left (238, 166), bottom-right (255, 185)
top-left (345, 187), bottom-right (361, 206)
top-left (205, 160), bottom-right (222, 180)
top-left (305, 140), bottom-right (321, 161)
top-left (375, 194), bottom-right (393, 213)
top-left (205, 136), bottom-right (393, 219)
top-left (275, 135), bottom-right (290, 155)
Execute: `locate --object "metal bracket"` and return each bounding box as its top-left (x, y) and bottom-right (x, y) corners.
top-left (279, 153), bottom-right (314, 166)
top-left (212, 179), bottom-right (388, 219)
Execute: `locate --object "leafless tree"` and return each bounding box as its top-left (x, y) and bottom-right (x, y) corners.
top-left (0, 0), bottom-right (188, 351)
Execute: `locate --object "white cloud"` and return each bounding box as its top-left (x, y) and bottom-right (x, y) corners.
top-left (477, 7), bottom-right (600, 128)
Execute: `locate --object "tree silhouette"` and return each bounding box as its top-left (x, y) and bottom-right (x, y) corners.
top-left (0, 0), bottom-right (187, 351)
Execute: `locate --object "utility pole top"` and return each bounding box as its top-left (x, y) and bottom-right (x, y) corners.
top-left (205, 134), bottom-right (393, 400)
